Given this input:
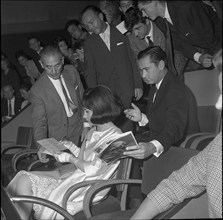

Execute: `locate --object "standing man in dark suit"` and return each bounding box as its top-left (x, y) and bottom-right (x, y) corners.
top-left (124, 7), bottom-right (186, 76)
top-left (81, 5), bottom-right (143, 132)
top-left (1, 84), bottom-right (22, 122)
top-left (124, 46), bottom-right (199, 194)
top-left (137, 0), bottom-right (222, 69)
top-left (29, 46), bottom-right (85, 161)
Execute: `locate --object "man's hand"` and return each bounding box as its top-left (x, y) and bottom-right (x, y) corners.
top-left (124, 103), bottom-right (142, 122)
top-left (199, 53), bottom-right (213, 68)
top-left (123, 142), bottom-right (157, 159)
top-left (134, 88), bottom-right (143, 101)
top-left (37, 146), bottom-right (49, 163)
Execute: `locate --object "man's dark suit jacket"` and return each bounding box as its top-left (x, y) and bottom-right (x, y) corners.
top-left (29, 65), bottom-right (84, 145)
top-left (1, 96), bottom-right (22, 118)
top-left (155, 1), bottom-right (222, 61)
top-left (139, 72), bottom-right (200, 194)
top-left (84, 25), bottom-right (143, 108)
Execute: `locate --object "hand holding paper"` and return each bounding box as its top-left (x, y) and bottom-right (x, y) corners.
top-left (54, 152), bottom-right (72, 163)
top-left (59, 140), bottom-right (80, 156)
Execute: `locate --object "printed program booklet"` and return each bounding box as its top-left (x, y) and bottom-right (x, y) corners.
top-left (95, 131), bottom-right (138, 164)
top-left (37, 138), bottom-right (67, 156)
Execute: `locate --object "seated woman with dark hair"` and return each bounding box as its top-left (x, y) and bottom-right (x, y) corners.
top-left (6, 85), bottom-right (123, 219)
top-left (15, 50), bottom-right (41, 85)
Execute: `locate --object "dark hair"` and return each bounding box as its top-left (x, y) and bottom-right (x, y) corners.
top-left (72, 39), bottom-right (85, 51)
top-left (124, 7), bottom-right (147, 31)
top-left (15, 50), bottom-right (30, 60)
top-left (54, 36), bottom-right (69, 47)
top-left (65, 19), bottom-right (81, 31)
top-left (27, 35), bottom-right (39, 42)
top-left (20, 82), bottom-right (32, 92)
top-left (40, 45), bottom-right (62, 61)
top-left (82, 85), bottom-right (122, 124)
top-left (81, 5), bottom-right (102, 17)
top-left (137, 46), bottom-right (167, 66)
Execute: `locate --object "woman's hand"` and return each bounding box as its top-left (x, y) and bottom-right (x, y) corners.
top-left (59, 140), bottom-right (80, 156)
top-left (54, 152), bottom-right (72, 163)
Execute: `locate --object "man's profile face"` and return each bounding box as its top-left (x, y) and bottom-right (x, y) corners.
top-left (67, 24), bottom-right (82, 40)
top-left (82, 10), bottom-right (104, 34)
top-left (138, 1), bottom-right (159, 21)
top-left (41, 54), bottom-right (64, 80)
top-left (138, 55), bottom-right (162, 85)
top-left (132, 22), bottom-right (149, 39)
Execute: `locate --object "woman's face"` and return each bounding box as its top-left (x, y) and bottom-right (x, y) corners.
top-left (1, 60), bottom-right (9, 71)
top-left (83, 107), bottom-right (93, 125)
top-left (76, 48), bottom-right (84, 62)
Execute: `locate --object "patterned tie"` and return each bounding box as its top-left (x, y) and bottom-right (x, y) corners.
top-left (59, 78), bottom-right (78, 114)
top-left (146, 36), bottom-right (154, 46)
top-left (164, 19), bottom-right (178, 76)
top-left (8, 100), bottom-right (12, 116)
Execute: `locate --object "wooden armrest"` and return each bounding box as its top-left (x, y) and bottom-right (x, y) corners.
top-left (11, 195), bottom-right (74, 220)
top-left (83, 179), bottom-right (142, 218)
top-left (62, 180), bottom-right (105, 209)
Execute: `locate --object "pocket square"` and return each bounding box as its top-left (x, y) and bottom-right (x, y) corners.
top-left (117, 42), bottom-right (124, 46)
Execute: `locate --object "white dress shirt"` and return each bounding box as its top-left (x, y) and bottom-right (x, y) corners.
top-left (99, 23), bottom-right (111, 51)
top-left (8, 96), bottom-right (15, 115)
top-left (145, 21), bottom-right (154, 45)
top-left (48, 75), bottom-right (73, 117)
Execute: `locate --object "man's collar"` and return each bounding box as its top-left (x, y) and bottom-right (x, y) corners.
top-left (100, 22), bottom-right (110, 36)
top-left (145, 20), bottom-right (153, 39)
top-left (163, 2), bottom-right (173, 25)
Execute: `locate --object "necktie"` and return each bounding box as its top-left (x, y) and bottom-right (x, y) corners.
top-left (164, 19), bottom-right (178, 76)
top-left (59, 78), bottom-right (78, 114)
top-left (146, 36), bottom-right (154, 46)
top-left (152, 86), bottom-right (158, 103)
top-left (8, 100), bottom-right (12, 116)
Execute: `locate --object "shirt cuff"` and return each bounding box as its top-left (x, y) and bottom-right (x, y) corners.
top-left (83, 122), bottom-right (91, 128)
top-left (150, 140), bottom-right (164, 157)
top-left (138, 113), bottom-right (149, 126)
top-left (194, 52), bottom-right (202, 64)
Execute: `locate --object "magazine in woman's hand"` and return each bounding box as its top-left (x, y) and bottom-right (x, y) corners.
top-left (37, 138), bottom-right (67, 156)
top-left (95, 131), bottom-right (138, 164)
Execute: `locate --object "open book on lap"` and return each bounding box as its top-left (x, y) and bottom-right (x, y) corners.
top-left (37, 138), bottom-right (67, 156)
top-left (95, 131), bottom-right (138, 164)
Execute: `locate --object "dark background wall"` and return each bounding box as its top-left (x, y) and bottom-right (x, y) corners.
top-left (1, 1), bottom-right (99, 78)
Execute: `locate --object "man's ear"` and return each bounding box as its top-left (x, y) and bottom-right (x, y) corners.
top-left (159, 60), bottom-right (165, 70)
top-left (99, 12), bottom-right (104, 21)
top-left (61, 56), bottom-right (65, 65)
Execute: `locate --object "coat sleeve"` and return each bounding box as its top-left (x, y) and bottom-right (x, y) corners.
top-left (83, 39), bottom-right (98, 88)
top-left (29, 87), bottom-right (48, 142)
top-left (125, 35), bottom-right (143, 89)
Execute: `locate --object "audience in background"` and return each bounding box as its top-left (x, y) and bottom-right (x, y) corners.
top-left (81, 5), bottom-right (143, 132)
top-left (119, 0), bottom-right (136, 14)
top-left (99, 0), bottom-right (127, 34)
top-left (137, 0), bottom-right (222, 70)
top-left (27, 36), bottom-right (44, 73)
top-left (72, 39), bottom-right (87, 89)
top-left (1, 56), bottom-right (21, 97)
top-left (65, 19), bottom-right (89, 46)
top-left (54, 36), bottom-right (78, 66)
top-left (15, 50), bottom-right (41, 85)
top-left (1, 84), bottom-right (22, 122)
top-left (19, 82), bottom-right (32, 109)
top-left (124, 7), bottom-right (187, 76)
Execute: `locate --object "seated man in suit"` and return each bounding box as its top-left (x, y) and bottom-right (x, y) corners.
top-left (131, 48), bottom-right (222, 219)
top-left (124, 46), bottom-right (200, 195)
top-left (137, 0), bottom-right (222, 69)
top-left (124, 7), bottom-right (186, 76)
top-left (1, 84), bottom-right (22, 122)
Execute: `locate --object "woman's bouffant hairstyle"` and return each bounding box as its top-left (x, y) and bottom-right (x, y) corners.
top-left (82, 85), bottom-right (123, 124)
